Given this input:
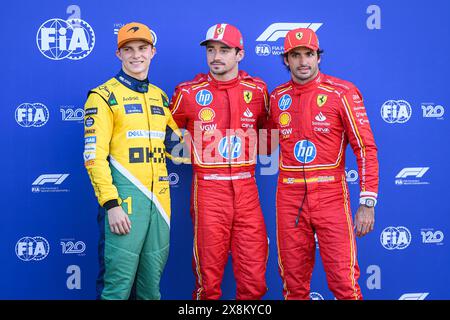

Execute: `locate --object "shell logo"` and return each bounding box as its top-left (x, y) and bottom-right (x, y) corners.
top-left (199, 107), bottom-right (215, 122)
top-left (279, 112), bottom-right (291, 127)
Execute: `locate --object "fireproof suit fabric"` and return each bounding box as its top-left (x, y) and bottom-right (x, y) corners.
top-left (84, 70), bottom-right (183, 300)
top-left (269, 72), bottom-right (379, 300)
top-left (169, 71), bottom-right (270, 299)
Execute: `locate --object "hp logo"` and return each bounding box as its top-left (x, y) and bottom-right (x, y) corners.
top-left (278, 94), bottom-right (292, 111)
top-left (218, 135), bottom-right (242, 159)
top-left (294, 140), bottom-right (317, 163)
top-left (195, 90), bottom-right (213, 106)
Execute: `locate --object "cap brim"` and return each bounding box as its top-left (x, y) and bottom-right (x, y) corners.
top-left (199, 39), bottom-right (236, 48)
top-left (284, 44), bottom-right (318, 53)
top-left (118, 38), bottom-right (153, 48)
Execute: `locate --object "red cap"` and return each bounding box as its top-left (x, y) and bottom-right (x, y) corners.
top-left (284, 28), bottom-right (319, 53)
top-left (117, 22), bottom-right (153, 49)
top-left (200, 23), bottom-right (244, 50)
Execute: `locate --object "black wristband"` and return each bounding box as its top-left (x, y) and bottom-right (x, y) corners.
top-left (103, 199), bottom-right (119, 210)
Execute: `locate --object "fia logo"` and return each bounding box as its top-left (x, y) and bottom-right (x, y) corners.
top-left (16, 236), bottom-right (50, 261)
top-left (380, 226), bottom-right (411, 250)
top-left (380, 100), bottom-right (412, 123)
top-left (15, 103), bottom-right (49, 127)
top-left (36, 18), bottom-right (95, 60)
top-left (255, 44), bottom-right (271, 56)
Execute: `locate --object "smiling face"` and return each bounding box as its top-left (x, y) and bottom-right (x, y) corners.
top-left (206, 41), bottom-right (244, 81)
top-left (284, 46), bottom-right (321, 84)
top-left (116, 40), bottom-right (155, 80)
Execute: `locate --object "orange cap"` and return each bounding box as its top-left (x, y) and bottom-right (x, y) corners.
top-left (284, 28), bottom-right (319, 54)
top-left (117, 22), bottom-right (153, 48)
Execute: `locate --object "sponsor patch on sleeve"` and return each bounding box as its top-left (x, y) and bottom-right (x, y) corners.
top-left (85, 108), bottom-right (98, 116)
top-left (85, 117), bottom-right (95, 127)
top-left (85, 136), bottom-right (96, 144)
top-left (83, 152), bottom-right (96, 162)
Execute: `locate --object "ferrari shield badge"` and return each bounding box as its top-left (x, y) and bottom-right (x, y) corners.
top-left (317, 94), bottom-right (327, 107)
top-left (243, 90), bottom-right (253, 104)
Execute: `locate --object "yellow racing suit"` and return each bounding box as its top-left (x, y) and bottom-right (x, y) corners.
top-left (84, 69), bottom-right (183, 299)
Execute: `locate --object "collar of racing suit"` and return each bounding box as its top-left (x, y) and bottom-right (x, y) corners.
top-left (291, 71), bottom-right (322, 95)
top-left (206, 70), bottom-right (247, 90)
top-left (115, 69), bottom-right (150, 93)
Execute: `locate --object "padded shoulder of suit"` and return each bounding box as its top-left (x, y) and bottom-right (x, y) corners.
top-left (148, 83), bottom-right (166, 96)
top-left (240, 72), bottom-right (267, 90)
top-left (270, 81), bottom-right (292, 97)
top-left (88, 77), bottom-right (118, 99)
top-left (175, 73), bottom-right (208, 91)
top-left (321, 74), bottom-right (358, 95)
top-left (148, 83), bottom-right (170, 107)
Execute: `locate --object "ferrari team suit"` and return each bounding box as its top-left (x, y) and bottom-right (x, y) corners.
top-left (169, 70), bottom-right (270, 299)
top-left (84, 69), bottom-right (183, 299)
top-left (270, 72), bottom-right (379, 299)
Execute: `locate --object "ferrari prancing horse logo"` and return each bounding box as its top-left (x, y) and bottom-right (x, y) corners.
top-left (317, 94), bottom-right (327, 107)
top-left (244, 91), bottom-right (253, 104)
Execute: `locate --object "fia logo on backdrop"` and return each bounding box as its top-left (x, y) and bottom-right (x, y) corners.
top-left (36, 6), bottom-right (95, 60)
top-left (380, 226), bottom-right (412, 250)
top-left (15, 103), bottom-right (50, 127)
top-left (380, 100), bottom-right (412, 124)
top-left (16, 236), bottom-right (50, 261)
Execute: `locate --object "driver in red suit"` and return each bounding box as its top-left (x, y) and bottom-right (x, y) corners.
top-left (169, 23), bottom-right (270, 300)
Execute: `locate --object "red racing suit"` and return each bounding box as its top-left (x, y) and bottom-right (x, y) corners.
top-left (269, 72), bottom-right (379, 300)
top-left (169, 71), bottom-right (269, 300)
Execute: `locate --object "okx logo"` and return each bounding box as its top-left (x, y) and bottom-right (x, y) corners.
top-left (380, 226), bottom-right (411, 250)
top-left (16, 236), bottom-right (50, 261)
top-left (36, 18), bottom-right (95, 60)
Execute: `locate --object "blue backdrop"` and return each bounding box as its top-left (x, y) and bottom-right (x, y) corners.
top-left (2, 0), bottom-right (449, 300)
